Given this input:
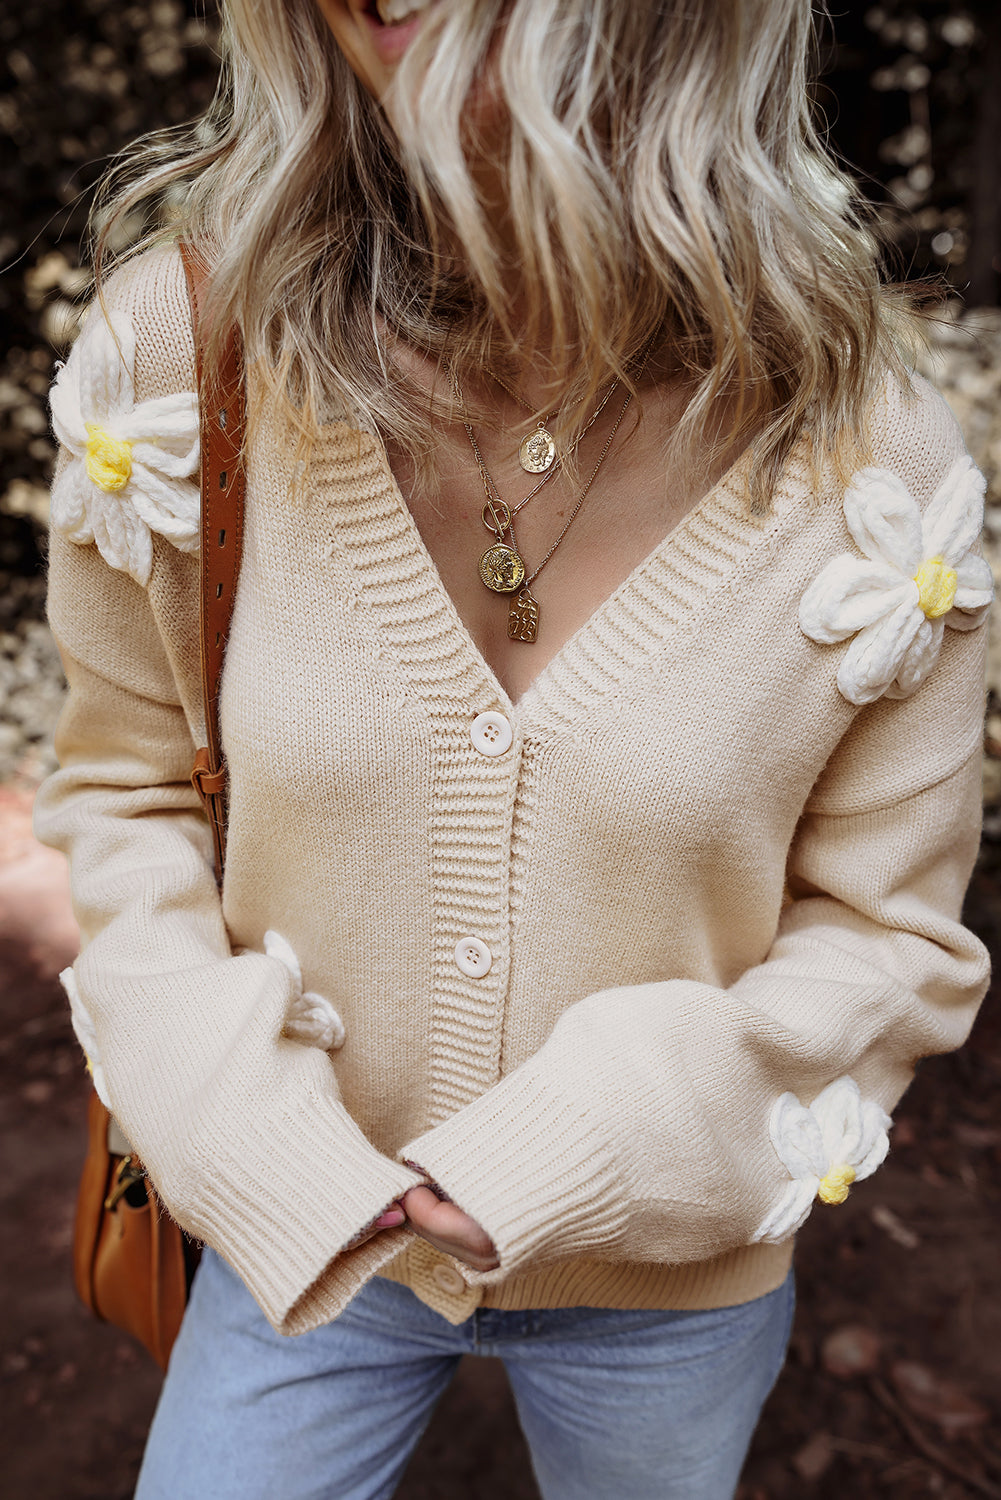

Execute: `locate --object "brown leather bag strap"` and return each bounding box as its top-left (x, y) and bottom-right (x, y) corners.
top-left (178, 239), bottom-right (246, 883)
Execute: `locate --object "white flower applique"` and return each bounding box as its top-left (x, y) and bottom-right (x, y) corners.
top-left (799, 458), bottom-right (994, 705)
top-left (751, 1077), bottom-right (891, 1244)
top-left (59, 966), bottom-right (111, 1110)
top-left (61, 936), bottom-right (344, 1113)
top-left (264, 931), bottom-right (346, 1052)
top-left (49, 308), bottom-right (200, 586)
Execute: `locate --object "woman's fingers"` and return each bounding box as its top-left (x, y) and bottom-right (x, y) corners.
top-left (343, 1186), bottom-right (499, 1270)
top-left (372, 1205), bottom-right (407, 1230)
top-left (342, 1201), bottom-right (407, 1251)
top-left (401, 1184), bottom-right (499, 1271)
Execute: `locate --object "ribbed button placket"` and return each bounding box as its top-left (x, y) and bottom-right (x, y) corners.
top-left (405, 1237), bottom-right (483, 1318)
top-left (427, 705), bottom-right (521, 1122)
top-left (317, 429), bottom-right (524, 1124)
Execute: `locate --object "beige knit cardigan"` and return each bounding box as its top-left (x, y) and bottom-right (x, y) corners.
top-left (35, 246), bottom-right (990, 1336)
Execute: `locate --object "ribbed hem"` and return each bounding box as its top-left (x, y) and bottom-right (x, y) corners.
top-left (378, 1239), bottom-right (795, 1324)
top-left (400, 1063), bottom-right (629, 1278)
top-left (478, 1240), bottom-right (794, 1312)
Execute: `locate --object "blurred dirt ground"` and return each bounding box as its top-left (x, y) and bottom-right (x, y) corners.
top-left (1, 773), bottom-right (999, 1500)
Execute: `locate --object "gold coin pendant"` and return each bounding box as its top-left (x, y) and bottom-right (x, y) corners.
top-left (479, 543), bottom-right (526, 594)
top-left (519, 426), bottom-right (557, 474)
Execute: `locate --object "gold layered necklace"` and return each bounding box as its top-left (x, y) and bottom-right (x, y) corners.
top-left (456, 379), bottom-right (633, 643)
top-left (482, 366), bottom-right (577, 474)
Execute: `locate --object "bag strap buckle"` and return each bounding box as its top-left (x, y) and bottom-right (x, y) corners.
top-left (103, 1154), bottom-right (146, 1212)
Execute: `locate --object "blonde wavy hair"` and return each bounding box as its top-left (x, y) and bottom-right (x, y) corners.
top-left (96, 0), bottom-right (918, 503)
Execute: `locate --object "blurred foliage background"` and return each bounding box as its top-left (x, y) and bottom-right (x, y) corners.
top-left (822, 2), bottom-right (999, 301)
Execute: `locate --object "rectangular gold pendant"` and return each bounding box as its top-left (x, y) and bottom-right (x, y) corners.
top-left (508, 593), bottom-right (540, 643)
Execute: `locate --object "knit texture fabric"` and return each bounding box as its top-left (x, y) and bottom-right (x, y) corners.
top-left (35, 245), bottom-right (990, 1334)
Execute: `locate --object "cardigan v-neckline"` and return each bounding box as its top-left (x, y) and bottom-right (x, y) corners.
top-left (313, 421), bottom-right (808, 726)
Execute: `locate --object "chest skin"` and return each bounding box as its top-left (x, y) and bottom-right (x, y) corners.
top-left (385, 378), bottom-right (744, 705)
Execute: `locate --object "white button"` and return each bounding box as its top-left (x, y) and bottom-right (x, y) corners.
top-left (454, 936), bottom-right (492, 978)
top-left (432, 1264), bottom-right (467, 1296)
top-left (470, 711), bottom-right (513, 758)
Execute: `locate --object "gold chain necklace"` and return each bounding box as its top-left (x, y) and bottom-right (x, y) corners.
top-left (458, 372), bottom-right (619, 526)
top-left (449, 367), bottom-right (619, 607)
top-left (461, 384), bottom-right (632, 643)
top-left (483, 366), bottom-right (594, 475)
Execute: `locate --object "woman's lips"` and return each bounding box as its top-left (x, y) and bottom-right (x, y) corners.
top-left (362, 0), bottom-right (435, 63)
top-left (375, 0), bottom-right (432, 20)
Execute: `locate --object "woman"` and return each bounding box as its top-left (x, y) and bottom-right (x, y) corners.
top-left (36, 1), bottom-right (992, 1497)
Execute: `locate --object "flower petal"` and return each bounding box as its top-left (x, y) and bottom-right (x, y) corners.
top-left (77, 310), bottom-right (136, 424)
top-left (49, 364), bottom-right (85, 453)
top-left (768, 1092), bottom-right (827, 1179)
top-left (121, 389), bottom-right (199, 429)
top-left (119, 391), bottom-right (200, 468)
top-left (50, 465), bottom-right (94, 544)
top-left (844, 468), bottom-right (923, 574)
top-left (854, 1100), bottom-right (892, 1181)
top-left (131, 438), bottom-right (200, 482)
top-left (128, 467), bottom-right (200, 549)
top-left (886, 615), bottom-right (942, 699)
top-left (285, 991), bottom-right (346, 1051)
top-left (750, 1180), bottom-right (818, 1244)
top-left (947, 603), bottom-right (992, 633)
top-left (922, 455), bottom-right (986, 565)
top-left (951, 552), bottom-right (995, 614)
top-left (264, 930), bottom-right (304, 986)
top-left (48, 304), bottom-right (202, 580)
top-left (800, 558), bottom-right (912, 645)
top-left (808, 1077), bottom-right (862, 1165)
top-left (89, 493), bottom-right (154, 586)
top-left (836, 598), bottom-right (924, 705)
top-left (265, 930), bottom-right (346, 1052)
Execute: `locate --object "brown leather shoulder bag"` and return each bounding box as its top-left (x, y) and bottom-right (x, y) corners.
top-left (71, 239), bottom-right (246, 1370)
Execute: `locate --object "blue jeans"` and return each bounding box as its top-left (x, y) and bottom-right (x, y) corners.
top-left (135, 1248), bottom-right (794, 1500)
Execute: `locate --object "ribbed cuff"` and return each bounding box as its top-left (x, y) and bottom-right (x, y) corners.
top-left (164, 1051), bottom-right (424, 1335)
top-left (399, 1062), bottom-right (629, 1280)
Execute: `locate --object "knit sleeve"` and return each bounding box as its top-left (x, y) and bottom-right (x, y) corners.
top-left (398, 506), bottom-right (990, 1282)
top-left (34, 254), bottom-right (422, 1336)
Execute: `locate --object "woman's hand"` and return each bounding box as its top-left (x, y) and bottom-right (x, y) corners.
top-left (401, 1184), bottom-right (499, 1272)
top-left (343, 1184), bottom-right (498, 1271)
top-left (342, 1201), bottom-right (408, 1252)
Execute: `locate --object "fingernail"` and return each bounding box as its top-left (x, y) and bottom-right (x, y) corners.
top-left (375, 1208), bottom-right (406, 1229)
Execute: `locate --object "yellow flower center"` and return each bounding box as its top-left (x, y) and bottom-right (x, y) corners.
top-left (817, 1163), bottom-right (856, 1206)
top-left (913, 557), bottom-right (958, 619)
top-left (85, 423), bottom-right (133, 492)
